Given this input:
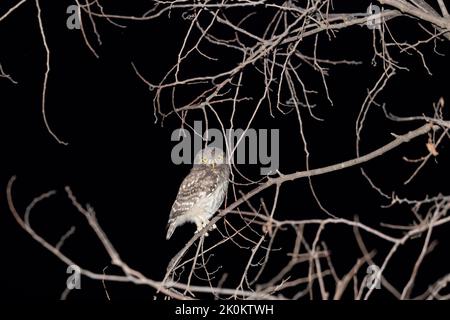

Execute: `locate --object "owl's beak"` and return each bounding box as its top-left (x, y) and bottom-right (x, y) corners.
top-left (212, 162), bottom-right (216, 169)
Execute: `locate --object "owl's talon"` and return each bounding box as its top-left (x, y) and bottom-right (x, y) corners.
top-left (194, 228), bottom-right (209, 237)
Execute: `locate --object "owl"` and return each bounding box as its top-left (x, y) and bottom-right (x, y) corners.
top-left (166, 146), bottom-right (230, 240)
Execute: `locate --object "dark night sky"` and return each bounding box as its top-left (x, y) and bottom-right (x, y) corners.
top-left (1, 1), bottom-right (450, 301)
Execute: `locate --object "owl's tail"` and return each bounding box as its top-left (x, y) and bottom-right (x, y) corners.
top-left (166, 221), bottom-right (177, 240)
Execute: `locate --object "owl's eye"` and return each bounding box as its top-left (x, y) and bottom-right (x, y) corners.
top-left (201, 157), bottom-right (208, 164)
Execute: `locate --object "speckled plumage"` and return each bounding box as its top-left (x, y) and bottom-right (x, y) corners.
top-left (166, 147), bottom-right (230, 239)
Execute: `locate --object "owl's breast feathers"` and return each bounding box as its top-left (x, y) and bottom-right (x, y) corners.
top-left (169, 164), bottom-right (230, 221)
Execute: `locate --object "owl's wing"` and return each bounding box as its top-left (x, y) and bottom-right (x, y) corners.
top-left (169, 167), bottom-right (219, 221)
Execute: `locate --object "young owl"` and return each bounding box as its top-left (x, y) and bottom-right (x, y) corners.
top-left (166, 146), bottom-right (230, 239)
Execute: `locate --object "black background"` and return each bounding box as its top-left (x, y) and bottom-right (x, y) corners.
top-left (1, 0), bottom-right (450, 301)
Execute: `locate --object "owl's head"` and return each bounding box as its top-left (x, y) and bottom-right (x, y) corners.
top-left (194, 146), bottom-right (227, 167)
